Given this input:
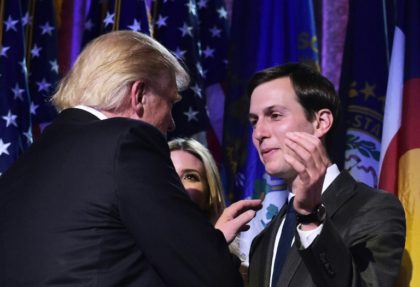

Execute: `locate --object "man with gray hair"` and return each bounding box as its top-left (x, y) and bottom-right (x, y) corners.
top-left (0, 31), bottom-right (252, 286)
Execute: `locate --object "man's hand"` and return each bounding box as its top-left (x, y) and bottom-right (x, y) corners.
top-left (215, 199), bottom-right (262, 243)
top-left (284, 132), bottom-right (330, 222)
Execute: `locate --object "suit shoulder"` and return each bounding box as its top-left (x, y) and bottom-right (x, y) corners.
top-left (354, 181), bottom-right (404, 210)
top-left (95, 118), bottom-right (166, 145)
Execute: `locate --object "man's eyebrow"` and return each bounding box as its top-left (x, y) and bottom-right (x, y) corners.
top-left (264, 105), bottom-right (281, 113)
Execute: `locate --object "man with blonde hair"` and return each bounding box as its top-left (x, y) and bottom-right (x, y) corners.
top-left (0, 31), bottom-right (251, 286)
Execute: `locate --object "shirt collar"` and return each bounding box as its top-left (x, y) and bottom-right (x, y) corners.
top-left (74, 105), bottom-right (108, 120)
top-left (322, 164), bottom-right (340, 193)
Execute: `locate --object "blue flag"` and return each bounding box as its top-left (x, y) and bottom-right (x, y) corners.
top-left (337, 0), bottom-right (392, 188)
top-left (0, 1), bottom-right (31, 175)
top-left (223, 0), bottom-right (319, 264)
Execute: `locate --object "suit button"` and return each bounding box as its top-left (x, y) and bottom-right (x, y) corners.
top-left (319, 252), bottom-right (335, 277)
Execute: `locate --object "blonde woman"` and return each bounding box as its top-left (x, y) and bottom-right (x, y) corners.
top-left (169, 138), bottom-right (261, 285)
top-left (169, 138), bottom-right (226, 224)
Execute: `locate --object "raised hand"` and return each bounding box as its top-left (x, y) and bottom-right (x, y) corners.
top-left (283, 132), bottom-right (330, 218)
top-left (215, 199), bottom-right (262, 243)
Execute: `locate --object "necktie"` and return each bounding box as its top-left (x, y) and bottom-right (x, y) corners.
top-left (271, 198), bottom-right (296, 287)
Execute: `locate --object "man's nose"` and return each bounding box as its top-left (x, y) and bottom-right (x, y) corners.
top-left (253, 120), bottom-right (269, 142)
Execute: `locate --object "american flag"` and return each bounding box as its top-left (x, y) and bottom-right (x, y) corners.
top-left (22, 0), bottom-right (59, 138)
top-left (0, 1), bottom-right (32, 175)
top-left (152, 0), bottom-right (229, 150)
top-left (82, 0), bottom-right (150, 47)
top-left (1, 0), bottom-right (228, 174)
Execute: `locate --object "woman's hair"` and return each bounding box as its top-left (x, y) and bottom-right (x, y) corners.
top-left (52, 30), bottom-right (189, 112)
top-left (168, 138), bottom-right (226, 224)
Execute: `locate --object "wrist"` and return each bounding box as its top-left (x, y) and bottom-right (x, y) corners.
top-left (296, 204), bottom-right (326, 225)
top-left (298, 222), bottom-right (320, 231)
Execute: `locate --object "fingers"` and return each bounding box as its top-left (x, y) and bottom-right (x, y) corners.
top-left (284, 132), bottom-right (330, 177)
top-left (224, 199), bottom-right (262, 218)
top-left (233, 209), bottom-right (257, 227)
top-left (215, 208), bottom-right (258, 243)
top-left (226, 200), bottom-right (261, 232)
top-left (286, 132), bottom-right (329, 165)
top-left (284, 132), bottom-right (328, 212)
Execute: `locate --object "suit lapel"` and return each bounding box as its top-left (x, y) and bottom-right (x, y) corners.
top-left (277, 243), bottom-right (301, 287)
top-left (251, 203), bottom-right (288, 287)
top-left (322, 170), bottom-right (357, 218)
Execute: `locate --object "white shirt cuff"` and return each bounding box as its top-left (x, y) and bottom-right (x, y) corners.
top-left (296, 223), bottom-right (323, 248)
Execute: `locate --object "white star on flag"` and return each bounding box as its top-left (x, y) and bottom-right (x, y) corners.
top-left (217, 7), bottom-right (228, 19)
top-left (197, 0), bottom-right (208, 9)
top-left (103, 11), bottom-right (115, 27)
top-left (36, 78), bottom-right (52, 92)
top-left (30, 102), bottom-right (39, 115)
top-left (186, 0), bottom-right (197, 16)
top-left (11, 83), bottom-right (25, 100)
top-left (196, 63), bottom-right (206, 77)
top-left (179, 23), bottom-right (193, 37)
top-left (190, 83), bottom-right (202, 98)
top-left (31, 44), bottom-right (42, 58)
top-left (202, 46), bottom-right (215, 58)
top-left (2, 110), bottom-right (18, 128)
top-left (1, 46), bottom-right (11, 57)
top-left (23, 128), bottom-right (33, 144)
top-left (173, 47), bottom-right (187, 59)
top-left (155, 15), bottom-right (168, 28)
top-left (19, 59), bottom-right (27, 74)
top-left (85, 19), bottom-right (94, 31)
top-left (4, 15), bottom-right (19, 31)
top-left (22, 12), bottom-right (33, 26)
top-left (49, 60), bottom-right (59, 74)
top-left (0, 139), bottom-right (11, 156)
top-left (128, 19), bottom-right (142, 32)
top-left (209, 26), bottom-right (221, 38)
top-left (40, 22), bottom-right (54, 35)
top-left (184, 107), bottom-right (199, 122)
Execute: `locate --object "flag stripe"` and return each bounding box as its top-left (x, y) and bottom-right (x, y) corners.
top-left (401, 79), bottom-right (420, 151)
top-left (378, 27), bottom-right (404, 191)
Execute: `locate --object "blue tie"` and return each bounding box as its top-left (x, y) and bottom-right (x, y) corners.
top-left (271, 198), bottom-right (296, 287)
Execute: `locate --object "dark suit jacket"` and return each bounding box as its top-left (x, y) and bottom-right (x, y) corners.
top-left (249, 170), bottom-right (406, 287)
top-left (0, 109), bottom-right (242, 287)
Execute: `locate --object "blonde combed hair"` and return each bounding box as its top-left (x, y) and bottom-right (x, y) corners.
top-left (52, 31), bottom-right (189, 111)
top-left (168, 138), bottom-right (226, 224)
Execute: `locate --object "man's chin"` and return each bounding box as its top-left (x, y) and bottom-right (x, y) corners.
top-left (264, 164), bottom-right (295, 180)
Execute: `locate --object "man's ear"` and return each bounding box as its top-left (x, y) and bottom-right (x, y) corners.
top-left (130, 80), bottom-right (146, 117)
top-left (313, 109), bottom-right (333, 138)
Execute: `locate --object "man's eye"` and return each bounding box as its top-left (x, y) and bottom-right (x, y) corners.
top-left (271, 113), bottom-right (282, 120)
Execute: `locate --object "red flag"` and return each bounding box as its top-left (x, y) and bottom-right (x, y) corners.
top-left (379, 0), bottom-right (420, 285)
